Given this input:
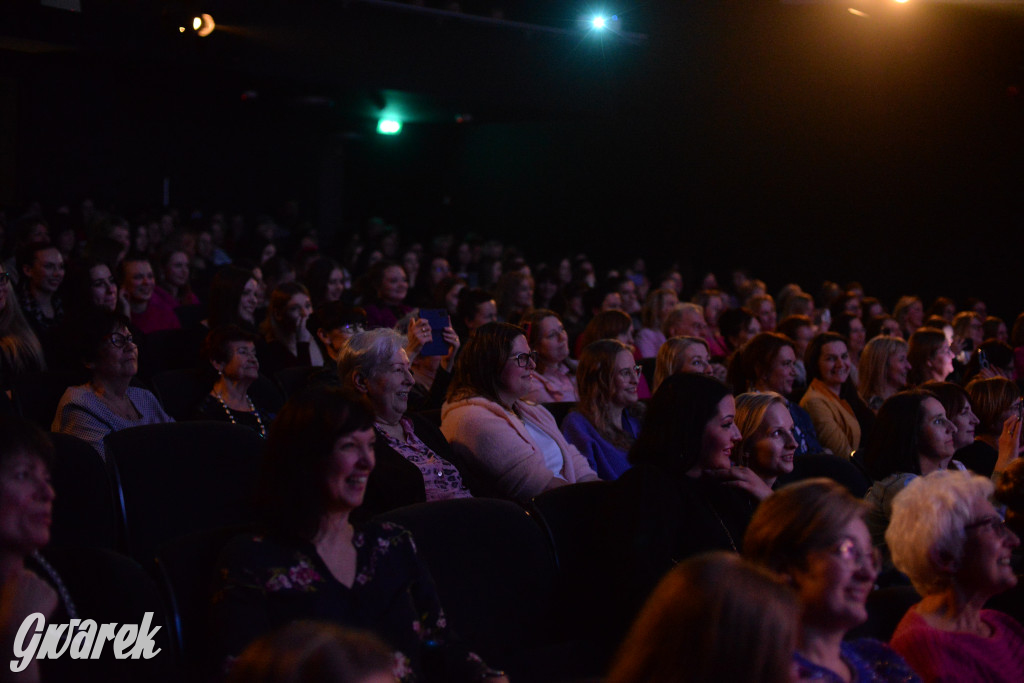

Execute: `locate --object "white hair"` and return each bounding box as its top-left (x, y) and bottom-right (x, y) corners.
top-left (886, 470), bottom-right (994, 596)
top-left (336, 328), bottom-right (407, 385)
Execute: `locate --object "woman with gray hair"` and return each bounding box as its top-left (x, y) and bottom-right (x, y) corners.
top-left (338, 328), bottom-right (472, 517)
top-left (887, 470), bottom-right (1024, 681)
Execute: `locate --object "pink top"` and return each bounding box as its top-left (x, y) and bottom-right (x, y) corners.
top-left (374, 418), bottom-right (472, 502)
top-left (152, 286), bottom-right (199, 309)
top-left (890, 607), bottom-right (1024, 683)
top-left (635, 327), bottom-right (665, 359)
top-left (131, 299), bottom-right (181, 334)
top-left (526, 364), bottom-right (578, 403)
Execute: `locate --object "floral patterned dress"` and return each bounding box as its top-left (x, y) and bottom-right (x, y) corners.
top-left (210, 520), bottom-right (491, 682)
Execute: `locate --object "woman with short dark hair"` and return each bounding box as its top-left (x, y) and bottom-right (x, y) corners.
top-left (194, 324), bottom-right (270, 437)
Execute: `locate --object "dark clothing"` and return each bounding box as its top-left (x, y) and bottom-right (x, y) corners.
top-left (955, 440), bottom-right (998, 478)
top-left (192, 393), bottom-right (272, 437)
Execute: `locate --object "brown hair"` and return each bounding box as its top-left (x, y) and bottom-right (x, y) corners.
top-left (577, 339), bottom-right (642, 450)
top-left (966, 376), bottom-right (1019, 436)
top-left (446, 322), bottom-right (524, 406)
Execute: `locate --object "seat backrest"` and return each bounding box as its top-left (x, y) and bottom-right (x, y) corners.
top-left (847, 585), bottom-right (921, 641)
top-left (12, 370), bottom-right (88, 429)
top-left (542, 401), bottom-right (576, 429)
top-left (105, 421), bottom-right (265, 562)
top-left (48, 432), bottom-right (119, 550)
top-left (776, 452), bottom-right (873, 498)
top-left (150, 368), bottom-right (209, 421)
top-left (142, 327), bottom-right (206, 376)
top-left (374, 498), bottom-right (558, 664)
top-left (173, 304), bottom-right (207, 329)
top-left (153, 525), bottom-right (248, 679)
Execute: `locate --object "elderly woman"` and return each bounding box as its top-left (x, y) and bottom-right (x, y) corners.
top-left (887, 470), bottom-right (1024, 681)
top-left (606, 552), bottom-right (800, 683)
top-left (652, 336), bottom-right (712, 391)
top-left (440, 322), bottom-right (598, 501)
top-left (259, 282), bottom-right (325, 376)
top-left (858, 335), bottom-right (911, 412)
top-left (310, 302), bottom-right (367, 364)
top-left (635, 288), bottom-right (678, 358)
top-left (194, 325), bottom-right (272, 437)
top-left (733, 392), bottom-right (797, 490)
top-left (743, 479), bottom-right (920, 682)
top-left (52, 309), bottom-right (173, 459)
top-left (339, 329), bottom-right (471, 516)
top-left (210, 388), bottom-right (506, 682)
top-left (561, 340), bottom-right (643, 481)
top-left (907, 328), bottom-right (955, 386)
top-left (520, 308), bottom-right (578, 403)
top-left (800, 332), bottom-right (862, 458)
top-left (728, 332), bottom-right (823, 456)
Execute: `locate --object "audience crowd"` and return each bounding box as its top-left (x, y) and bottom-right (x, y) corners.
top-left (1, 200), bottom-right (1024, 682)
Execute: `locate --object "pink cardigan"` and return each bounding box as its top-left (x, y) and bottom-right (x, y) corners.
top-left (441, 396), bottom-right (598, 501)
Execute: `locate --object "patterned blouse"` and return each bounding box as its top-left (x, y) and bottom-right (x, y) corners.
top-left (794, 639), bottom-right (920, 683)
top-left (375, 418), bottom-right (472, 502)
top-left (210, 521), bottom-right (491, 682)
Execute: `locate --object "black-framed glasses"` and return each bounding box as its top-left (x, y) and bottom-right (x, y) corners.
top-left (0, 272), bottom-right (9, 286)
top-left (618, 364), bottom-right (642, 379)
top-left (511, 351), bottom-right (539, 368)
top-left (107, 332), bottom-right (135, 349)
top-left (965, 515), bottom-right (1011, 538)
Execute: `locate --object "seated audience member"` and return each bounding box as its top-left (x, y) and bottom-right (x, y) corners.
top-left (52, 309), bottom-right (173, 459)
top-left (995, 458), bottom-right (1024, 540)
top-left (927, 296), bottom-right (956, 323)
top-left (888, 470), bottom-right (1024, 682)
top-left (907, 328), bottom-right (954, 386)
top-left (833, 312), bottom-right (866, 385)
top-left (16, 241), bottom-right (65, 339)
top-left (153, 248), bottom-right (199, 309)
top-left (858, 335), bottom-right (910, 412)
top-left (260, 282), bottom-right (325, 376)
top-left (576, 309), bottom-right (652, 398)
top-left (441, 322), bottom-right (598, 501)
top-left (952, 310), bottom-right (984, 364)
top-left (691, 288), bottom-right (727, 357)
top-left (984, 315), bottom-right (1009, 345)
top-left (562, 340), bottom-right (643, 481)
top-left (799, 332), bottom-right (861, 458)
top-left (120, 255), bottom-right (180, 334)
top-left (227, 621), bottom-right (395, 683)
top-left (0, 263), bottom-right (46, 393)
top-left (893, 296), bottom-right (925, 339)
top-left (733, 392), bottom-right (797, 490)
top-left (747, 293), bottom-right (777, 332)
top-left (361, 261), bottom-right (414, 330)
top-left (962, 339), bottom-right (1015, 384)
top-left (310, 302), bottom-right (368, 364)
top-left (718, 306), bottom-right (761, 358)
top-left (207, 265), bottom-right (261, 333)
top-left (406, 322), bottom-right (461, 413)
top-left (866, 314), bottom-right (903, 341)
top-left (452, 287), bottom-right (497, 342)
top-left (743, 479), bottom-right (920, 682)
top-left (920, 381), bottom-right (983, 470)
top-left (210, 388), bottom-right (506, 683)
top-left (494, 270), bottom-right (534, 325)
top-left (605, 552), bottom-right (800, 683)
top-left (660, 303), bottom-right (708, 344)
top-left (635, 288), bottom-right (678, 359)
top-left (960, 377), bottom-right (1023, 478)
top-left (780, 291), bottom-right (815, 319)
top-left (860, 390), bottom-right (963, 578)
top-left (61, 257), bottom-right (121, 316)
top-left (776, 314), bottom-right (814, 392)
top-left (652, 336), bottom-right (712, 392)
top-left (338, 329), bottom-right (471, 516)
top-left (194, 325), bottom-right (272, 437)
top-left (727, 332), bottom-right (823, 455)
top-left (603, 373), bottom-right (772, 636)
top-left (520, 308), bottom-right (578, 403)
top-left (433, 275), bottom-right (467, 319)
top-left (302, 256), bottom-right (347, 308)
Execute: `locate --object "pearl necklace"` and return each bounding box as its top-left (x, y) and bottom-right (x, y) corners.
top-left (214, 390), bottom-right (267, 438)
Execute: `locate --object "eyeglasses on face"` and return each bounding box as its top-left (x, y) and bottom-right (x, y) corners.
top-left (510, 351), bottom-right (539, 368)
top-left (964, 515), bottom-right (1012, 538)
top-left (618, 364), bottom-right (642, 379)
top-left (830, 538), bottom-right (881, 572)
top-left (107, 332), bottom-right (135, 349)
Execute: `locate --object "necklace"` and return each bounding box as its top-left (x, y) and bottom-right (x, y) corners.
top-left (31, 551), bottom-right (78, 620)
top-left (215, 390), bottom-right (267, 438)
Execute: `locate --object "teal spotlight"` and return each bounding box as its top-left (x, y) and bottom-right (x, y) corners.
top-left (592, 15), bottom-right (606, 29)
top-left (377, 119), bottom-right (402, 135)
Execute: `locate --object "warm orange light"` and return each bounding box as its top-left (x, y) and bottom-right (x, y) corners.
top-left (196, 13), bottom-right (215, 37)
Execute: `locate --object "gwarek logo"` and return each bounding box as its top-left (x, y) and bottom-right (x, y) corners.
top-left (10, 612), bottom-right (162, 672)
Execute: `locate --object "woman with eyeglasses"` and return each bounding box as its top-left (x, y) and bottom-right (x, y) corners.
top-left (0, 263), bottom-right (46, 394)
top-left (860, 390), bottom-right (970, 581)
top-left (743, 479), bottom-right (920, 682)
top-left (441, 322), bottom-right (598, 501)
top-left (887, 470), bottom-right (1024, 682)
top-left (52, 308), bottom-right (172, 459)
top-left (562, 340), bottom-right (644, 481)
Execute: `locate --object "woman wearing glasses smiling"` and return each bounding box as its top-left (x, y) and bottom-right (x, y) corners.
top-left (441, 322), bottom-right (598, 501)
top-left (562, 339), bottom-right (644, 481)
top-left (52, 309), bottom-right (172, 459)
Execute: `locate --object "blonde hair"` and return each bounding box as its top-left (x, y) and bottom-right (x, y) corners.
top-left (607, 552), bottom-right (799, 683)
top-left (732, 392), bottom-right (787, 467)
top-left (641, 288), bottom-right (678, 329)
top-left (0, 277), bottom-right (46, 376)
top-left (858, 335), bottom-right (907, 402)
top-left (653, 336), bottom-right (708, 392)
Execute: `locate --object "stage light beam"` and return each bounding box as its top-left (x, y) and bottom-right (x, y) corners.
top-left (377, 119), bottom-right (402, 135)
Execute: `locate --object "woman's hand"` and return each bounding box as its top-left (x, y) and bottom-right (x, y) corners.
top-left (406, 317), bottom-right (432, 361)
top-left (994, 413), bottom-right (1023, 478)
top-left (440, 326), bottom-right (461, 371)
top-left (116, 289), bottom-right (131, 318)
top-left (703, 466), bottom-right (775, 501)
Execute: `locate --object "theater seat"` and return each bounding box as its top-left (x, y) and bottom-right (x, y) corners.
top-left (151, 368), bottom-right (284, 421)
top-left (48, 432), bottom-right (119, 550)
top-left (542, 401), bottom-right (576, 428)
top-left (776, 452), bottom-right (872, 498)
top-left (12, 369), bottom-right (89, 429)
top-left (104, 421), bottom-right (264, 562)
